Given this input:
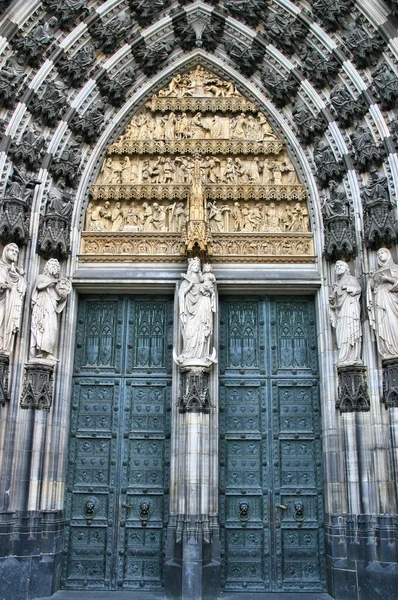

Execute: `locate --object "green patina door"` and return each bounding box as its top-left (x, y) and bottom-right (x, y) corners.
top-left (219, 296), bottom-right (326, 592)
top-left (63, 296), bottom-right (173, 590)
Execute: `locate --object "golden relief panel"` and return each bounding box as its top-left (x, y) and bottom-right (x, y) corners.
top-left (82, 67), bottom-right (314, 264)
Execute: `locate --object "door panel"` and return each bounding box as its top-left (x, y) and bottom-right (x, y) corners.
top-left (219, 297), bottom-right (325, 593)
top-left (63, 296), bottom-right (172, 591)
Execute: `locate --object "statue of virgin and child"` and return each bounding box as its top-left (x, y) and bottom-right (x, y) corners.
top-left (174, 258), bottom-right (217, 367)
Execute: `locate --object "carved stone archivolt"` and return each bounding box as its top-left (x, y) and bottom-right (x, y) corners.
top-left (82, 67), bottom-right (314, 264)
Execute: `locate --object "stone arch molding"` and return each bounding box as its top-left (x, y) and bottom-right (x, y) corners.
top-left (0, 0), bottom-right (396, 265)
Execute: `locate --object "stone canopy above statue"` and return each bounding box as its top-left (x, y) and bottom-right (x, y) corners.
top-left (82, 66), bottom-right (314, 264)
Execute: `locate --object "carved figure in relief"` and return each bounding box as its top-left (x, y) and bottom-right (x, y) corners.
top-left (152, 203), bottom-right (166, 231)
top-left (232, 202), bottom-right (244, 231)
top-left (153, 116), bottom-right (165, 140)
top-left (142, 202), bottom-right (154, 231)
top-left (207, 156), bottom-right (221, 184)
top-left (0, 244), bottom-right (27, 354)
top-left (101, 201), bottom-right (112, 230)
top-left (192, 112), bottom-right (210, 138)
top-left (244, 204), bottom-right (263, 232)
top-left (208, 201), bottom-right (229, 232)
top-left (111, 202), bottom-right (125, 231)
top-left (246, 115), bottom-right (259, 140)
top-left (329, 261), bottom-right (362, 366)
top-left (100, 158), bottom-right (116, 185)
top-left (30, 259), bottom-right (72, 361)
top-left (281, 160), bottom-right (297, 185)
top-left (175, 257), bottom-right (217, 367)
top-left (120, 156), bottom-right (133, 184)
top-left (288, 203), bottom-right (308, 232)
top-left (235, 158), bottom-right (248, 183)
top-left (257, 113), bottom-right (276, 140)
top-left (210, 116), bottom-right (222, 139)
top-left (202, 263), bottom-right (216, 302)
top-left (164, 111), bottom-right (176, 140)
top-left (271, 162), bottom-right (283, 185)
top-left (231, 113), bottom-right (246, 139)
top-left (265, 202), bottom-right (281, 232)
top-left (368, 248), bottom-right (398, 358)
top-left (125, 202), bottom-right (140, 229)
top-left (163, 157), bottom-right (175, 184)
top-left (88, 204), bottom-right (105, 231)
top-left (249, 157), bottom-right (262, 184)
top-left (223, 157), bottom-right (237, 184)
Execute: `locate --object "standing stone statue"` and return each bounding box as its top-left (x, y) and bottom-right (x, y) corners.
top-left (329, 261), bottom-right (362, 366)
top-left (29, 259), bottom-right (72, 361)
top-left (367, 248), bottom-right (398, 358)
top-left (174, 258), bottom-right (217, 367)
top-left (0, 243), bottom-right (27, 354)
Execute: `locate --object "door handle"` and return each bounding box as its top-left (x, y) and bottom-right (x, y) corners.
top-left (275, 503), bottom-right (288, 510)
top-left (122, 503), bottom-right (132, 508)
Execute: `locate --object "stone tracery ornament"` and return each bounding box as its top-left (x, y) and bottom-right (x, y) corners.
top-left (362, 168), bottom-right (398, 249)
top-left (322, 180), bottom-right (356, 261)
top-left (0, 165), bottom-right (41, 246)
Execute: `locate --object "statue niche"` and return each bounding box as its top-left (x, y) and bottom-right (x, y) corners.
top-left (82, 66), bottom-right (313, 264)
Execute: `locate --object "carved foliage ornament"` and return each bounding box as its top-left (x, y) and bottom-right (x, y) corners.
top-left (224, 40), bottom-right (265, 77)
top-left (174, 16), bottom-right (225, 53)
top-left (314, 141), bottom-right (344, 189)
top-left (0, 61), bottom-right (26, 109)
top-left (90, 11), bottom-right (131, 55)
top-left (70, 101), bottom-right (105, 144)
top-left (43, 0), bottom-right (90, 30)
top-left (292, 102), bottom-right (325, 145)
top-left (98, 68), bottom-right (136, 108)
top-left (14, 18), bottom-right (58, 68)
top-left (11, 124), bottom-right (46, 171)
top-left (129, 0), bottom-right (172, 26)
top-left (329, 84), bottom-right (365, 129)
top-left (261, 67), bottom-right (298, 108)
top-left (265, 12), bottom-right (307, 55)
top-left (371, 61), bottom-right (398, 111)
top-left (58, 45), bottom-right (96, 88)
top-left (134, 41), bottom-right (171, 76)
top-left (30, 81), bottom-right (68, 128)
top-left (223, 0), bottom-right (268, 28)
top-left (312, 0), bottom-right (352, 32)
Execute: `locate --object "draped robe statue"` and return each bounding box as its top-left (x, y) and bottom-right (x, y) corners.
top-left (0, 244), bottom-right (27, 354)
top-left (329, 261), bottom-right (362, 366)
top-left (174, 258), bottom-right (217, 367)
top-left (30, 259), bottom-right (72, 361)
top-left (368, 248), bottom-right (398, 358)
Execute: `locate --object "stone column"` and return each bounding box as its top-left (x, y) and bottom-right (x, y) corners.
top-left (165, 260), bottom-right (220, 600)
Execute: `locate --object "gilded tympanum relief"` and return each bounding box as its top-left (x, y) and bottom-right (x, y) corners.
top-left (82, 67), bottom-right (313, 263)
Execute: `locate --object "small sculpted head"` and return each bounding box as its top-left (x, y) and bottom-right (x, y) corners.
top-left (44, 258), bottom-right (60, 278)
top-left (4, 243), bottom-right (19, 264)
top-left (377, 247), bottom-right (392, 266)
top-left (335, 260), bottom-right (349, 277)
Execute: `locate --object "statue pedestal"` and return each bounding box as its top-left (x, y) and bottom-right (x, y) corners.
top-left (336, 364), bottom-right (370, 413)
top-left (20, 360), bottom-right (55, 410)
top-left (382, 357), bottom-right (398, 408)
top-left (0, 353), bottom-right (9, 405)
